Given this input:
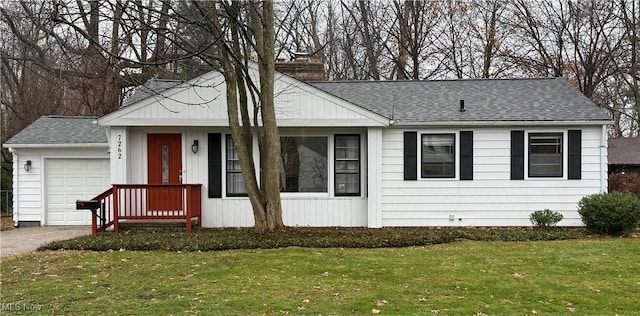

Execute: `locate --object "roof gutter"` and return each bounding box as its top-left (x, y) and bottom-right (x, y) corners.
top-left (391, 120), bottom-right (613, 127)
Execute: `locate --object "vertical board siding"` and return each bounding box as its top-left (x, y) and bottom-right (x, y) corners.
top-left (128, 127), bottom-right (367, 228)
top-left (380, 127), bottom-right (604, 227)
top-left (199, 198), bottom-right (366, 227)
top-left (119, 72), bottom-right (382, 126)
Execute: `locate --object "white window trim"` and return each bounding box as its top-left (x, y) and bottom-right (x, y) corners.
top-left (524, 130), bottom-right (568, 180)
top-left (418, 130), bottom-right (460, 181)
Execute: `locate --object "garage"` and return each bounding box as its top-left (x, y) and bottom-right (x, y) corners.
top-left (45, 159), bottom-right (110, 225)
top-left (3, 116), bottom-right (110, 227)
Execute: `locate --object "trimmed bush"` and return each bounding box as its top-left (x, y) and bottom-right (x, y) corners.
top-left (578, 192), bottom-right (640, 236)
top-left (529, 209), bottom-right (563, 228)
top-left (609, 172), bottom-right (640, 196)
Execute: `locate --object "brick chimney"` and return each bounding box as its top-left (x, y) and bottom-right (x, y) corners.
top-left (275, 55), bottom-right (326, 82)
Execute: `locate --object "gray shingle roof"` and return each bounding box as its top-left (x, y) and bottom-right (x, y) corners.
top-left (4, 116), bottom-right (107, 145)
top-left (122, 78), bottom-right (182, 107)
top-left (310, 77), bottom-right (611, 122)
top-left (608, 137), bottom-right (640, 165)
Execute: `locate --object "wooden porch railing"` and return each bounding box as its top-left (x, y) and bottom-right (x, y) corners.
top-left (90, 184), bottom-right (202, 234)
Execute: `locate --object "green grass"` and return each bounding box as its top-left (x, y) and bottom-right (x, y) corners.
top-left (2, 239), bottom-right (639, 315)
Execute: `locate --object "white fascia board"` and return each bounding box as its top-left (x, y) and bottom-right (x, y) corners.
top-left (392, 120), bottom-right (613, 127)
top-left (102, 118), bottom-right (387, 127)
top-left (2, 143), bottom-right (109, 149)
top-left (101, 118), bottom-right (230, 127)
top-left (276, 119), bottom-right (387, 127)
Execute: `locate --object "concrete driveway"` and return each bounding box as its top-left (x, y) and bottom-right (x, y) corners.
top-left (0, 226), bottom-right (91, 259)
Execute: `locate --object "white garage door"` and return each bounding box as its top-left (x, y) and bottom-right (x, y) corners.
top-left (46, 159), bottom-right (110, 225)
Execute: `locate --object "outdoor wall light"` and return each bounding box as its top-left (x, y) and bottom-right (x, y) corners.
top-left (24, 160), bottom-right (32, 172)
top-left (191, 140), bottom-right (199, 154)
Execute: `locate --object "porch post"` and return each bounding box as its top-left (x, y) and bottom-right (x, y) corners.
top-left (91, 209), bottom-right (97, 234)
top-left (113, 186), bottom-right (119, 232)
top-left (110, 127), bottom-right (129, 184)
top-left (185, 185), bottom-right (192, 233)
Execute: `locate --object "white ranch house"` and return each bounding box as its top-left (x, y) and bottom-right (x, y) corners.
top-left (4, 68), bottom-right (611, 228)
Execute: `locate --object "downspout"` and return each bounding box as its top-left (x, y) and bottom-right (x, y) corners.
top-left (8, 148), bottom-right (18, 227)
top-left (600, 125), bottom-right (607, 193)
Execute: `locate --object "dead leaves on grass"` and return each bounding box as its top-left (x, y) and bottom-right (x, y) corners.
top-left (374, 299), bottom-right (388, 306)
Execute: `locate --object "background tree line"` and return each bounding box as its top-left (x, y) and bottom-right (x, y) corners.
top-left (2, 0), bottom-right (638, 170)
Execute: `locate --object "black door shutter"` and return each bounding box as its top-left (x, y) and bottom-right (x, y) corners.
top-left (460, 131), bottom-right (473, 180)
top-left (568, 130), bottom-right (582, 180)
top-left (511, 130), bottom-right (525, 180)
top-left (404, 131), bottom-right (417, 180)
top-left (208, 133), bottom-right (222, 198)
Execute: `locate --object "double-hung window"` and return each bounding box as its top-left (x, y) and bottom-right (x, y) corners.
top-left (421, 134), bottom-right (455, 178)
top-left (335, 135), bottom-right (360, 196)
top-left (528, 133), bottom-right (563, 177)
top-left (226, 135), bottom-right (247, 196)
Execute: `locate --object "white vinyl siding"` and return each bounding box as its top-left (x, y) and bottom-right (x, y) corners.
top-left (8, 148), bottom-right (109, 226)
top-left (380, 126), bottom-right (605, 227)
top-left (11, 153), bottom-right (43, 223)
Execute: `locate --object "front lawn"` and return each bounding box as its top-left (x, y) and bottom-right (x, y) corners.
top-left (2, 239), bottom-right (638, 315)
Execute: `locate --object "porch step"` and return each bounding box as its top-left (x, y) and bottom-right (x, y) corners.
top-left (117, 218), bottom-right (199, 231)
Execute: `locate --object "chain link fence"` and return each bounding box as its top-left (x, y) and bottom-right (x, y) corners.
top-left (1, 190), bottom-right (12, 217)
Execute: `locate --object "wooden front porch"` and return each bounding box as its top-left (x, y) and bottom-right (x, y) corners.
top-left (89, 184), bottom-right (202, 234)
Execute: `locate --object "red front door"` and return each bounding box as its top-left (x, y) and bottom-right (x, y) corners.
top-left (148, 134), bottom-right (182, 210)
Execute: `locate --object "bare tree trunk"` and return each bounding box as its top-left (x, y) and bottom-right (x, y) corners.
top-left (357, 0), bottom-right (380, 80)
top-left (482, 1), bottom-right (498, 78)
top-left (250, 1), bottom-right (284, 231)
top-left (206, 1), bottom-right (284, 231)
top-left (625, 0), bottom-right (640, 135)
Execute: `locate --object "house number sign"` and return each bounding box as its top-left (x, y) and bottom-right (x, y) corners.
top-left (117, 134), bottom-right (122, 159)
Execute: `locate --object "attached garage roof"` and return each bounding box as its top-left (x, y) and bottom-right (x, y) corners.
top-left (4, 116), bottom-right (107, 146)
